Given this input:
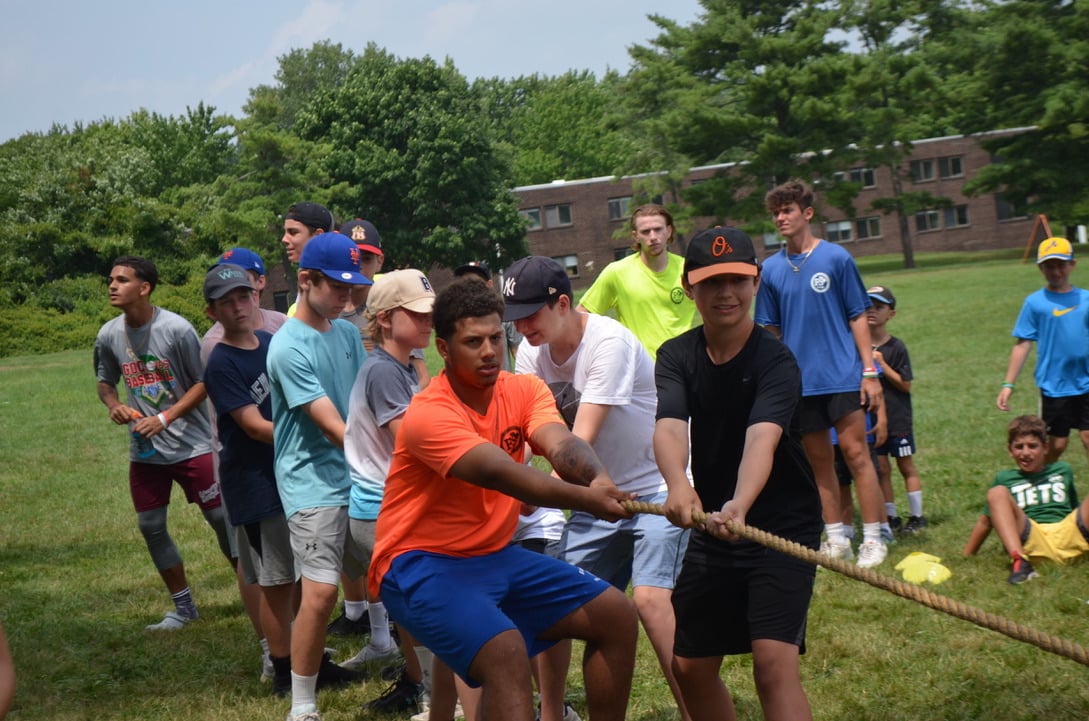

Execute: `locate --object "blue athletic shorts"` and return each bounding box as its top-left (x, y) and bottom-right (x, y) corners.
top-left (379, 544), bottom-right (609, 686)
top-left (561, 490), bottom-right (689, 590)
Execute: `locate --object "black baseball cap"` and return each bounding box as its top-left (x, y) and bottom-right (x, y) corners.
top-left (684, 227), bottom-right (760, 284)
top-left (454, 261), bottom-right (491, 281)
top-left (501, 256), bottom-right (572, 321)
top-left (285, 201), bottom-right (334, 232)
top-left (867, 285), bottom-right (896, 309)
top-left (339, 218), bottom-right (383, 255)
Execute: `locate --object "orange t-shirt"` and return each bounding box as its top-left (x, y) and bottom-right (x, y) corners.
top-left (368, 369), bottom-right (564, 597)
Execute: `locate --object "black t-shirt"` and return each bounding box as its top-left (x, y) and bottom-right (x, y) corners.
top-left (875, 335), bottom-right (913, 435)
top-left (656, 324), bottom-right (821, 566)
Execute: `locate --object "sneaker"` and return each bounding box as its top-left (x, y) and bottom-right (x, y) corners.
top-left (1008, 554), bottom-right (1038, 585)
top-left (818, 538), bottom-right (854, 561)
top-left (316, 651), bottom-right (367, 690)
top-left (903, 515), bottom-right (928, 534)
top-left (287, 708), bottom-right (321, 721)
top-left (887, 515), bottom-right (903, 534)
top-left (880, 526), bottom-right (896, 544)
top-left (363, 670), bottom-right (425, 714)
top-left (145, 611), bottom-right (194, 631)
top-left (327, 609), bottom-right (371, 637)
top-left (261, 651), bottom-right (275, 682)
top-left (410, 700), bottom-right (465, 721)
top-left (380, 661), bottom-right (405, 682)
top-left (536, 702), bottom-right (582, 721)
top-left (856, 539), bottom-right (888, 568)
top-left (342, 641), bottom-right (401, 671)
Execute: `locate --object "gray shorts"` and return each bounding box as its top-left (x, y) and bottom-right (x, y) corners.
top-left (561, 490), bottom-right (689, 590)
top-left (346, 517), bottom-right (377, 577)
top-left (288, 506), bottom-right (353, 586)
top-left (239, 515), bottom-right (298, 587)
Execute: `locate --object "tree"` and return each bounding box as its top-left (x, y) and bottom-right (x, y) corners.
top-left (294, 44), bottom-right (526, 270)
top-left (244, 41), bottom-right (357, 131)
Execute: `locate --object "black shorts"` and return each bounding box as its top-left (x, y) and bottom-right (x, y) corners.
top-left (672, 558), bottom-right (815, 657)
top-left (1041, 393), bottom-right (1089, 438)
top-left (799, 392), bottom-right (864, 435)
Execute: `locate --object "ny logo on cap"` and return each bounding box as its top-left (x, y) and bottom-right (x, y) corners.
top-left (502, 277), bottom-right (517, 297)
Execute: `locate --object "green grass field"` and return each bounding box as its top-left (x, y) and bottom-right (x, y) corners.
top-left (3, 249), bottom-right (1089, 720)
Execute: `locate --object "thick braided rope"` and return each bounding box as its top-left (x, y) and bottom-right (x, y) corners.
top-left (623, 500), bottom-right (1089, 667)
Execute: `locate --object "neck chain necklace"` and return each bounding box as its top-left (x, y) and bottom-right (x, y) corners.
top-left (783, 241), bottom-right (818, 273)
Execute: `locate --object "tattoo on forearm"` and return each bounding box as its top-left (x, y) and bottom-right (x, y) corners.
top-left (549, 436), bottom-right (605, 486)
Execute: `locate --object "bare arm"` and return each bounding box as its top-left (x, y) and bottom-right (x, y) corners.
top-left (654, 418), bottom-right (702, 528)
top-left (996, 339), bottom-right (1032, 411)
top-left (570, 401), bottom-right (611, 447)
top-left (97, 380), bottom-right (137, 425)
top-left (0, 619), bottom-right (14, 721)
top-left (228, 404), bottom-right (274, 444)
top-left (872, 349), bottom-right (911, 393)
top-left (707, 421), bottom-right (781, 541)
top-left (849, 313), bottom-right (883, 412)
top-left (962, 514), bottom-right (992, 557)
top-left (132, 382), bottom-right (209, 438)
top-left (302, 396), bottom-right (347, 448)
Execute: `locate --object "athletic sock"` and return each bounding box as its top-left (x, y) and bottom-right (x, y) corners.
top-left (885, 502), bottom-right (899, 519)
top-left (862, 522), bottom-right (882, 545)
top-left (908, 490), bottom-right (923, 517)
top-left (825, 522), bottom-right (847, 545)
top-left (344, 599), bottom-right (368, 622)
top-left (290, 671), bottom-right (318, 711)
top-left (368, 602), bottom-right (392, 647)
top-left (171, 587), bottom-right (198, 619)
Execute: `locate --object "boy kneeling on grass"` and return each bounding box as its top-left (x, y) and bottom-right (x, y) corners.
top-left (963, 415), bottom-right (1089, 584)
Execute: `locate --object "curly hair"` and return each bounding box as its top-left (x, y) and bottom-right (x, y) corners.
top-left (765, 180), bottom-right (815, 213)
top-left (1007, 415), bottom-right (1048, 447)
top-left (432, 278), bottom-right (504, 342)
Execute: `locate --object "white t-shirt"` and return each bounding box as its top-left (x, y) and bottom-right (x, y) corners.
top-left (515, 312), bottom-right (665, 497)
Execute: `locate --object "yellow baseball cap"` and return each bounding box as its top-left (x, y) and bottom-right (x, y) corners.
top-left (1037, 237), bottom-right (1074, 264)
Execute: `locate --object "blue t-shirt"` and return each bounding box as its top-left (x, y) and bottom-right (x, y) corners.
top-left (204, 331), bottom-right (282, 526)
top-left (1011, 287), bottom-right (1089, 397)
top-left (267, 318), bottom-right (366, 518)
top-left (755, 241), bottom-right (871, 396)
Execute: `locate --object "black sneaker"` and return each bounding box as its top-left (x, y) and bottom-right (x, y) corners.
top-left (903, 515), bottom-right (928, 534)
top-left (271, 655), bottom-right (292, 697)
top-left (380, 661), bottom-right (406, 682)
top-left (887, 515), bottom-right (903, 533)
top-left (316, 651), bottom-right (367, 690)
top-left (1008, 554), bottom-right (1038, 585)
top-left (362, 670), bottom-right (424, 714)
top-left (327, 608), bottom-right (371, 637)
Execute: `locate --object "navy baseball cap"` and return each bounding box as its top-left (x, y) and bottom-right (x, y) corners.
top-left (216, 248), bottom-right (266, 276)
top-left (299, 232), bottom-right (372, 286)
top-left (454, 261), bottom-right (491, 281)
top-left (340, 218), bottom-right (383, 255)
top-left (501, 256), bottom-right (572, 321)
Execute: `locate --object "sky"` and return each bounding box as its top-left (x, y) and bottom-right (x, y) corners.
top-left (1, 0), bottom-right (705, 143)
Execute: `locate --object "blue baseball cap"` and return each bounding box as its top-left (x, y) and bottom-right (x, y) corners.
top-left (216, 247), bottom-right (266, 276)
top-left (299, 232), bottom-right (372, 286)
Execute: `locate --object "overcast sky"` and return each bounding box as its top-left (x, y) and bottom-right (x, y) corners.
top-left (1, 0), bottom-right (704, 142)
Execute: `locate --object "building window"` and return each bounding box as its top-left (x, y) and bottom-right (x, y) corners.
top-left (995, 194), bottom-right (1027, 221)
top-left (834, 168), bottom-right (876, 188)
top-left (273, 290), bottom-right (290, 314)
top-left (826, 220), bottom-right (852, 243)
top-left (944, 205), bottom-right (970, 228)
top-left (613, 247), bottom-right (634, 261)
top-left (911, 159), bottom-right (935, 183)
top-left (762, 231), bottom-right (780, 249)
top-left (915, 209), bottom-right (941, 232)
top-left (939, 156), bottom-right (964, 178)
top-left (608, 196), bottom-right (632, 221)
top-left (856, 216), bottom-right (881, 240)
top-left (544, 204), bottom-right (573, 228)
top-left (520, 208), bottom-right (542, 231)
top-left (553, 254), bottom-right (580, 278)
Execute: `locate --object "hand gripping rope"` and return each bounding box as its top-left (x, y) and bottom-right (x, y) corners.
top-left (621, 500), bottom-right (1089, 667)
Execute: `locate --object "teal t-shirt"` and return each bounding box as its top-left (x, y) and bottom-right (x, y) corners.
top-left (267, 317), bottom-right (366, 518)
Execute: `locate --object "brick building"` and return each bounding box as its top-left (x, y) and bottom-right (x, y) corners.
top-left (514, 127), bottom-right (1038, 290)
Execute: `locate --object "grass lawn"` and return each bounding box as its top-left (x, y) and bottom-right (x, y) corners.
top-left (3, 249), bottom-right (1089, 720)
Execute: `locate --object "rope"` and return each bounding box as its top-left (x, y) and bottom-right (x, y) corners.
top-left (622, 500), bottom-right (1089, 667)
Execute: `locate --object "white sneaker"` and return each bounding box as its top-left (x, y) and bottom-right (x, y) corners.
top-left (145, 611), bottom-right (194, 631)
top-left (818, 539), bottom-right (854, 561)
top-left (410, 701), bottom-right (465, 721)
top-left (341, 641), bottom-right (401, 670)
top-left (287, 709), bottom-right (321, 721)
top-left (856, 539), bottom-right (888, 568)
top-left (261, 650), bottom-right (274, 682)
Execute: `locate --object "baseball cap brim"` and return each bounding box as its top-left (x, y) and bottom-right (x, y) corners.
top-left (687, 262), bottom-right (759, 285)
top-left (868, 292), bottom-right (894, 305)
top-left (357, 244), bottom-right (383, 256)
top-left (401, 297), bottom-right (435, 313)
top-left (1037, 253), bottom-right (1073, 264)
top-left (206, 280), bottom-right (255, 301)
top-left (502, 301), bottom-right (546, 322)
top-left (316, 269), bottom-right (373, 286)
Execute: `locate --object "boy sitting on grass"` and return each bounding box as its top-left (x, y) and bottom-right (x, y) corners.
top-left (963, 415), bottom-right (1089, 584)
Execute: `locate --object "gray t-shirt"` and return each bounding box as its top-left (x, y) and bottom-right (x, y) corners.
top-left (95, 307), bottom-right (212, 463)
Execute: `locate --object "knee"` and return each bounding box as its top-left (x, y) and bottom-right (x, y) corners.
top-left (137, 507), bottom-right (168, 540)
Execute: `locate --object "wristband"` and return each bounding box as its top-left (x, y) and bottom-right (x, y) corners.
top-left (862, 368), bottom-right (879, 379)
top-left (1002, 382), bottom-right (1015, 390)
top-left (157, 412), bottom-right (170, 428)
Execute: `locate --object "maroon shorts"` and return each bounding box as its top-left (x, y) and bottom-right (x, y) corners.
top-left (129, 453), bottom-right (221, 512)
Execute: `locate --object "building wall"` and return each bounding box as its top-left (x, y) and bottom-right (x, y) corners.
top-left (515, 128), bottom-right (1036, 290)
